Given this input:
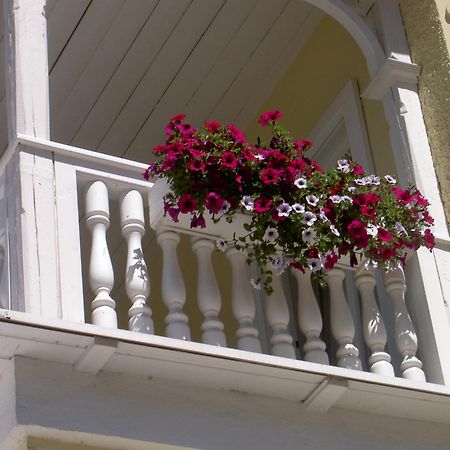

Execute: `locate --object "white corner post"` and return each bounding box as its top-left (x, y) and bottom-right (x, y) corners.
top-left (3, 0), bottom-right (84, 321)
top-left (361, 0), bottom-right (450, 384)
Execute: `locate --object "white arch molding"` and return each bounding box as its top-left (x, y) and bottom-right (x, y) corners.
top-left (301, 0), bottom-right (386, 76)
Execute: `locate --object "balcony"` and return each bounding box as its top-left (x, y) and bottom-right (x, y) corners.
top-left (1, 136), bottom-right (450, 424)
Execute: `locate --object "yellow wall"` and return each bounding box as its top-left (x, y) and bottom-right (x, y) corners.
top-left (246, 15), bottom-right (396, 177)
top-left (399, 0), bottom-right (450, 224)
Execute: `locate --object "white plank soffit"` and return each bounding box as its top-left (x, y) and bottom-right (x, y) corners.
top-left (1, 308), bottom-right (450, 400)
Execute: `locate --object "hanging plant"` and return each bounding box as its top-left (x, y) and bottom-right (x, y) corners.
top-left (145, 111), bottom-right (435, 293)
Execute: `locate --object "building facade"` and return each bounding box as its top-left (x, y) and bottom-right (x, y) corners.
top-left (1, 1), bottom-right (450, 449)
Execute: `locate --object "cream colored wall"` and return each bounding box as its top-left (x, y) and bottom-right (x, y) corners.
top-left (399, 0), bottom-right (450, 224)
top-left (246, 15), bottom-right (396, 177)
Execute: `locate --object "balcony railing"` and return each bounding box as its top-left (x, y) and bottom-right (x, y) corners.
top-left (1, 137), bottom-right (448, 385)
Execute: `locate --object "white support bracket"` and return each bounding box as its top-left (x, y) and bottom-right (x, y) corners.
top-left (75, 336), bottom-right (117, 375)
top-left (362, 57), bottom-right (421, 100)
top-left (302, 376), bottom-right (348, 412)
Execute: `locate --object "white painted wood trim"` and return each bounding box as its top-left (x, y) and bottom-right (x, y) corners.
top-left (308, 80), bottom-right (374, 171)
top-left (362, 57), bottom-right (421, 100)
top-left (302, 0), bottom-right (385, 76)
top-left (3, 0), bottom-right (50, 140)
top-left (54, 156), bottom-right (85, 323)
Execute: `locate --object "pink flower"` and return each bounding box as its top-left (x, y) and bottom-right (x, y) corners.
top-left (178, 194), bottom-right (197, 213)
top-left (377, 228), bottom-right (393, 243)
top-left (226, 124), bottom-right (247, 144)
top-left (324, 252), bottom-right (338, 270)
top-left (293, 139), bottom-right (313, 150)
top-left (254, 196), bottom-right (273, 214)
top-left (204, 120), bottom-right (221, 133)
top-left (393, 187), bottom-right (413, 204)
top-left (424, 229), bottom-right (435, 250)
top-left (378, 246), bottom-right (396, 260)
top-left (221, 152), bottom-right (238, 169)
top-left (206, 192), bottom-right (224, 213)
top-left (168, 207), bottom-right (180, 222)
top-left (170, 114), bottom-right (186, 123)
top-left (258, 110), bottom-right (283, 127)
top-left (261, 167), bottom-right (281, 185)
top-left (177, 123), bottom-right (196, 138)
top-left (191, 214), bottom-right (206, 228)
top-left (352, 165), bottom-right (365, 176)
top-left (347, 219), bottom-right (370, 249)
top-left (188, 159), bottom-right (206, 172)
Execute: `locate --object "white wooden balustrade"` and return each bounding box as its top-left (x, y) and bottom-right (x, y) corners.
top-left (0, 140), bottom-right (436, 384)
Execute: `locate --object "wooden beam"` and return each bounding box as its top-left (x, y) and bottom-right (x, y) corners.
top-left (3, 0), bottom-right (50, 140)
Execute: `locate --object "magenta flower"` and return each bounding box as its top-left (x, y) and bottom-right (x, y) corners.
top-left (204, 120), bottom-right (221, 133)
top-left (257, 110), bottom-right (283, 127)
top-left (293, 139), bottom-right (313, 150)
top-left (188, 159), bottom-right (206, 172)
top-left (206, 192), bottom-right (224, 213)
top-left (168, 207), bottom-right (180, 223)
top-left (254, 196), bottom-right (272, 214)
top-left (170, 113), bottom-right (186, 123)
top-left (178, 194), bottom-right (198, 213)
top-left (424, 229), bottom-right (435, 250)
top-left (191, 214), bottom-right (206, 228)
top-left (377, 228), bottom-right (393, 243)
top-left (177, 123), bottom-right (196, 138)
top-left (221, 152), bottom-right (238, 169)
top-left (261, 167), bottom-right (281, 185)
top-left (226, 124), bottom-right (247, 144)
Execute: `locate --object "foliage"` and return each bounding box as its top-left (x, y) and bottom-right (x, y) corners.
top-left (145, 112), bottom-right (435, 293)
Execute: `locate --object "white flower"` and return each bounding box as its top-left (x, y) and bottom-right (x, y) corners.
top-left (294, 177), bottom-right (308, 189)
top-left (216, 239), bottom-right (227, 252)
top-left (292, 203), bottom-right (305, 214)
top-left (368, 175), bottom-right (380, 185)
top-left (337, 159), bottom-right (350, 173)
top-left (318, 211), bottom-right (329, 222)
top-left (340, 195), bottom-right (352, 203)
top-left (330, 225), bottom-right (340, 236)
top-left (264, 227), bottom-right (279, 242)
top-left (269, 254), bottom-right (284, 271)
top-left (395, 222), bottom-right (408, 235)
top-left (303, 211), bottom-right (317, 226)
top-left (366, 225), bottom-right (378, 237)
top-left (355, 178), bottom-right (367, 186)
top-left (306, 194), bottom-right (319, 206)
top-left (308, 258), bottom-right (322, 272)
top-left (385, 175), bottom-right (397, 184)
top-left (330, 195), bottom-right (342, 204)
top-left (221, 200), bottom-right (231, 214)
top-left (277, 202), bottom-right (292, 217)
top-left (348, 186), bottom-right (357, 192)
top-left (241, 196), bottom-right (254, 211)
top-left (364, 260), bottom-right (378, 270)
top-left (302, 227), bottom-right (316, 244)
top-left (255, 153), bottom-right (265, 161)
top-left (250, 278), bottom-right (262, 290)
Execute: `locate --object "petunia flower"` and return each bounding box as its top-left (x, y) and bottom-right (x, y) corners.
top-left (257, 110), bottom-right (283, 127)
top-left (241, 196), bottom-right (254, 211)
top-left (294, 177), bottom-right (308, 189)
top-left (277, 202), bottom-right (292, 217)
top-left (178, 193), bottom-right (198, 213)
top-left (306, 194), bottom-right (319, 207)
top-left (292, 203), bottom-right (305, 214)
top-left (302, 228), bottom-right (316, 244)
top-left (303, 211), bottom-right (317, 226)
top-left (264, 227), bottom-right (279, 242)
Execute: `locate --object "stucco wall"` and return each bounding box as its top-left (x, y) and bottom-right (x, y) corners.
top-left (246, 15), bottom-right (396, 177)
top-left (399, 0), bottom-right (450, 223)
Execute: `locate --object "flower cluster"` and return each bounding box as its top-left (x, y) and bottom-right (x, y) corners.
top-left (145, 111), bottom-right (435, 293)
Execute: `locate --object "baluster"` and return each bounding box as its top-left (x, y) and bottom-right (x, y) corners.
top-left (85, 181), bottom-right (117, 328)
top-left (384, 265), bottom-right (426, 381)
top-left (354, 269), bottom-right (394, 376)
top-left (265, 272), bottom-right (295, 358)
top-left (292, 269), bottom-right (329, 364)
top-left (191, 237), bottom-right (227, 346)
top-left (120, 190), bottom-right (153, 334)
top-left (326, 268), bottom-right (362, 370)
top-left (225, 248), bottom-right (261, 353)
top-left (156, 229), bottom-right (190, 340)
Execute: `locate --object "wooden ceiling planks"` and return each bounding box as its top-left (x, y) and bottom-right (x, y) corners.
top-left (46, 0), bottom-right (91, 70)
top-left (211, 0), bottom-right (313, 125)
top-left (94, 0), bottom-right (225, 158)
top-left (124, 0), bottom-right (259, 162)
top-left (52, 0), bottom-right (158, 143)
top-left (235, 7), bottom-right (323, 129)
top-left (49, 0), bottom-right (124, 118)
top-left (182, 0), bottom-right (290, 128)
top-left (46, 0), bottom-right (322, 162)
top-left (71, 0), bottom-right (192, 152)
